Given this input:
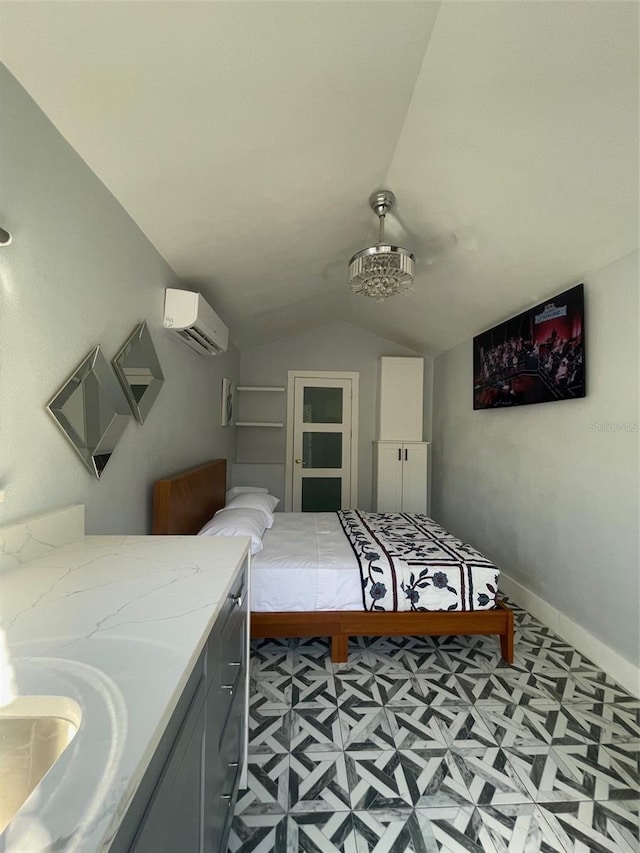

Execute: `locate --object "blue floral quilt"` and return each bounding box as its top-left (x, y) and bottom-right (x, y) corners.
top-left (337, 511), bottom-right (500, 612)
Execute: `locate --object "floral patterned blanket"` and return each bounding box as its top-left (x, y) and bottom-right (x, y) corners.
top-left (337, 511), bottom-right (500, 613)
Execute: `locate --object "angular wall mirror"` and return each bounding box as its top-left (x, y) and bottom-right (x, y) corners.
top-left (47, 346), bottom-right (132, 479)
top-left (112, 321), bottom-right (164, 424)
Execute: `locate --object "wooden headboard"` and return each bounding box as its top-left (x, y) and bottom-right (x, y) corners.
top-left (152, 458), bottom-right (227, 534)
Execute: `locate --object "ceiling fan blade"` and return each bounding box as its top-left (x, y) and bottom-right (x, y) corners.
top-left (321, 257), bottom-right (350, 282)
top-left (418, 230), bottom-right (459, 264)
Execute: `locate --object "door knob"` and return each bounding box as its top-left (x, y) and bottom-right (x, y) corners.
top-left (295, 458), bottom-right (302, 464)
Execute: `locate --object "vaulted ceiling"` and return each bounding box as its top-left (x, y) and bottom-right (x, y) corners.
top-left (1, 1), bottom-right (637, 353)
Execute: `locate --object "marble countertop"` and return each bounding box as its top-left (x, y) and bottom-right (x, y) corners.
top-left (0, 529), bottom-right (250, 853)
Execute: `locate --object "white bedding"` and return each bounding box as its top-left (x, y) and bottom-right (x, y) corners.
top-left (250, 513), bottom-right (362, 611)
top-left (250, 511), bottom-right (500, 614)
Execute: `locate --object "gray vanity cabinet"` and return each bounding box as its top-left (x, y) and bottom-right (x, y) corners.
top-left (110, 556), bottom-right (249, 853)
top-left (129, 677), bottom-right (206, 853)
top-left (204, 558), bottom-right (249, 851)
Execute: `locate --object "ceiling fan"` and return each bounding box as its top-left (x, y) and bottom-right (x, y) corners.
top-left (322, 189), bottom-right (459, 299)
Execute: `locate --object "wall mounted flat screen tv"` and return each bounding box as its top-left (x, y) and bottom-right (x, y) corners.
top-left (473, 283), bottom-right (585, 409)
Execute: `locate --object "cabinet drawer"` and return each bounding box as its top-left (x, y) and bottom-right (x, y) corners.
top-left (208, 606), bottom-right (247, 739)
top-left (208, 565), bottom-right (247, 682)
top-left (218, 686), bottom-right (244, 795)
top-left (212, 568), bottom-right (246, 640)
top-left (220, 589), bottom-right (247, 680)
top-left (209, 687), bottom-right (244, 852)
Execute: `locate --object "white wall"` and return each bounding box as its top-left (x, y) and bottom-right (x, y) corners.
top-left (0, 66), bottom-right (239, 534)
top-left (432, 251), bottom-right (639, 672)
top-left (236, 321), bottom-right (429, 509)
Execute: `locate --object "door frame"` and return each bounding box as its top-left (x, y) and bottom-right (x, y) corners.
top-left (285, 370), bottom-right (359, 512)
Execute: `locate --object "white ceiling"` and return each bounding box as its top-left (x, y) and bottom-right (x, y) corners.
top-left (1, 1), bottom-right (637, 353)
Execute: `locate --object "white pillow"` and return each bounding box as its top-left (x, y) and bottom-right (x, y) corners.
top-left (226, 486), bottom-right (269, 502)
top-left (197, 507), bottom-right (266, 555)
top-left (220, 493), bottom-right (279, 528)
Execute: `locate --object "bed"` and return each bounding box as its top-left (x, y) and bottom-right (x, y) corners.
top-left (152, 458), bottom-right (514, 663)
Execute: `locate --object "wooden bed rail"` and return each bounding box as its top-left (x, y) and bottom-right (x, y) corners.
top-left (251, 601), bottom-right (514, 663)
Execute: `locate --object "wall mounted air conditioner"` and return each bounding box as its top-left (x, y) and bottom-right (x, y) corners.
top-left (163, 288), bottom-right (229, 356)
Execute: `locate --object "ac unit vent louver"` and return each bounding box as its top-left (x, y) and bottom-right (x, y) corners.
top-left (163, 289), bottom-right (229, 356)
top-left (176, 327), bottom-right (223, 355)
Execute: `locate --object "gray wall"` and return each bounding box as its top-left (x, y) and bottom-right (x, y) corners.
top-left (432, 251), bottom-right (639, 665)
top-left (236, 321), bottom-right (429, 509)
top-left (0, 66), bottom-right (239, 534)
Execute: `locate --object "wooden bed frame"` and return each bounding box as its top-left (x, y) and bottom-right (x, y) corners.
top-left (152, 459), bottom-right (514, 664)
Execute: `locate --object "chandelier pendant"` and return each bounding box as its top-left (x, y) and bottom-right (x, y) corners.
top-left (348, 190), bottom-right (415, 301)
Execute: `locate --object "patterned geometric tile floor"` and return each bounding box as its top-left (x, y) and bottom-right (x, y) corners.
top-left (228, 598), bottom-right (640, 852)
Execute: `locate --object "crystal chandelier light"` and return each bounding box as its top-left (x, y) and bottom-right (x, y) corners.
top-left (348, 190), bottom-right (415, 301)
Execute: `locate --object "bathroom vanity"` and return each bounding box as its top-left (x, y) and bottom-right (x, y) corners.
top-left (111, 554), bottom-right (249, 853)
top-left (0, 506), bottom-right (249, 853)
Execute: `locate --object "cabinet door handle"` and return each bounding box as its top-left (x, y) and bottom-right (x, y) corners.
top-left (221, 684), bottom-right (235, 693)
top-left (229, 592), bottom-right (243, 607)
top-left (398, 448), bottom-right (401, 461)
top-left (220, 794), bottom-right (232, 801)
top-left (229, 661), bottom-right (241, 667)
top-left (228, 762), bottom-right (239, 769)
top-left (404, 448), bottom-right (408, 461)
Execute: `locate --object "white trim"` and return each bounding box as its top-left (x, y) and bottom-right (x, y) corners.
top-left (285, 370), bottom-right (359, 512)
top-left (500, 572), bottom-right (640, 698)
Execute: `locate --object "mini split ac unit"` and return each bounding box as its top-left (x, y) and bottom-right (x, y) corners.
top-left (163, 289), bottom-right (229, 356)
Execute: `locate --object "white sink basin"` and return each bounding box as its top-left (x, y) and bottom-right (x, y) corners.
top-left (0, 695), bottom-right (82, 833)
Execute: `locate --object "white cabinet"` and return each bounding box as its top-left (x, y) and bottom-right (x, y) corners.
top-left (374, 357), bottom-right (428, 513)
top-left (377, 357), bottom-right (423, 441)
top-left (373, 441), bottom-right (428, 513)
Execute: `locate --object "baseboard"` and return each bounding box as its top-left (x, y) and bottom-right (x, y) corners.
top-left (500, 572), bottom-right (640, 699)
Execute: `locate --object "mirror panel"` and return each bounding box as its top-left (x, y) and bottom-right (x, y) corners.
top-left (112, 322), bottom-right (164, 424)
top-left (47, 347), bottom-right (132, 479)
